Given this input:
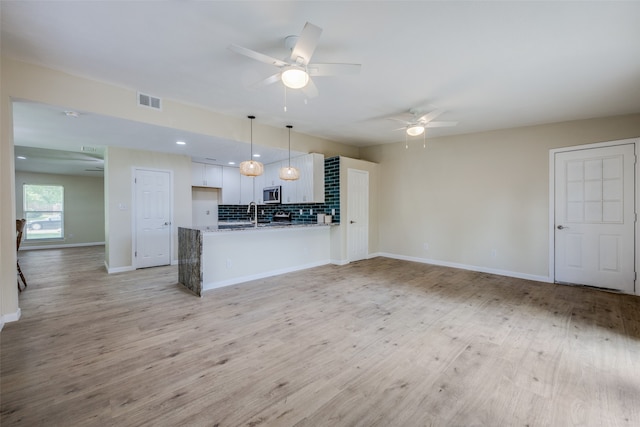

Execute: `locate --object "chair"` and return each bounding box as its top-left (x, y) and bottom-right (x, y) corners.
top-left (16, 219), bottom-right (27, 292)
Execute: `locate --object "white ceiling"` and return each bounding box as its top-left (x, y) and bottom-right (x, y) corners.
top-left (3, 1), bottom-right (640, 169)
top-left (11, 100), bottom-right (304, 176)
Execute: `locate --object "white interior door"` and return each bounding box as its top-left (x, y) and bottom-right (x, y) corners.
top-left (554, 144), bottom-right (635, 293)
top-left (135, 169), bottom-right (171, 268)
top-left (347, 168), bottom-right (369, 262)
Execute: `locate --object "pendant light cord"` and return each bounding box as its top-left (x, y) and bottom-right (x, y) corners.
top-left (248, 115), bottom-right (255, 158)
top-left (286, 125), bottom-right (293, 167)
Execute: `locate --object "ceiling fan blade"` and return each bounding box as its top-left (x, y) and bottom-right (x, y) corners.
top-left (426, 121), bottom-right (458, 128)
top-left (386, 116), bottom-right (412, 124)
top-left (249, 72), bottom-right (282, 90)
top-left (307, 63), bottom-right (361, 76)
top-left (290, 22), bottom-right (322, 65)
top-left (228, 44), bottom-right (288, 67)
top-left (301, 78), bottom-right (319, 98)
top-left (417, 109), bottom-right (445, 123)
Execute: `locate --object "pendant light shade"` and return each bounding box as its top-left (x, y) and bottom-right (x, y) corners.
top-left (239, 115), bottom-right (264, 177)
top-left (239, 160), bottom-right (264, 176)
top-left (280, 166), bottom-right (300, 180)
top-left (279, 125), bottom-right (300, 181)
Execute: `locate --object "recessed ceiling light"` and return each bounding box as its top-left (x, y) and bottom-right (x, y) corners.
top-left (176, 141), bottom-right (186, 145)
top-left (64, 111), bottom-right (79, 118)
top-left (253, 153), bottom-right (261, 158)
top-left (228, 161), bottom-right (235, 165)
top-left (16, 156), bottom-right (26, 160)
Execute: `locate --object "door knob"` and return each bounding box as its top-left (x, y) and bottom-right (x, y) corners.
top-left (164, 222), bottom-right (171, 226)
top-left (557, 225), bottom-right (568, 230)
top-left (350, 220), bottom-right (356, 224)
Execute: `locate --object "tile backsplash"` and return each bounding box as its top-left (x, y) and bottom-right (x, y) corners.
top-left (219, 156), bottom-right (340, 224)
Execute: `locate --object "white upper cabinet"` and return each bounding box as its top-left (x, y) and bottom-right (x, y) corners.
top-left (192, 162), bottom-right (206, 186)
top-left (253, 173), bottom-right (265, 204)
top-left (221, 166), bottom-right (241, 205)
top-left (281, 153), bottom-right (325, 204)
top-left (264, 162), bottom-right (280, 187)
top-left (240, 174), bottom-right (263, 205)
top-left (205, 165), bottom-right (223, 187)
top-left (191, 162), bottom-right (223, 188)
top-left (217, 153), bottom-right (324, 205)
top-left (281, 158), bottom-right (297, 204)
top-left (297, 154), bottom-right (325, 203)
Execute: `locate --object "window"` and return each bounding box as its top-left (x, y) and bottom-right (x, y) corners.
top-left (23, 184), bottom-right (64, 240)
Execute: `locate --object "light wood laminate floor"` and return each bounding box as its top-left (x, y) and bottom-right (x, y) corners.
top-left (2, 246), bottom-right (640, 426)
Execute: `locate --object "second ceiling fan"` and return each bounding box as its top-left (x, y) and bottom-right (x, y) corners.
top-left (388, 108), bottom-right (458, 136)
top-left (228, 22), bottom-right (361, 98)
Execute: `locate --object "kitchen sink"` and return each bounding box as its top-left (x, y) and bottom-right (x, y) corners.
top-left (217, 221), bottom-right (292, 230)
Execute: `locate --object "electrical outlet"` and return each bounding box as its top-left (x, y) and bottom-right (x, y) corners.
top-left (309, 208), bottom-right (313, 215)
top-left (332, 208), bottom-right (336, 216)
top-left (491, 249), bottom-right (497, 258)
top-left (423, 243), bottom-right (429, 251)
top-left (299, 209), bottom-right (303, 215)
top-left (226, 259), bottom-right (232, 268)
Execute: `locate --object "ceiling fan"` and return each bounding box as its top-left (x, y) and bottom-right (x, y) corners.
top-left (388, 108), bottom-right (458, 136)
top-left (228, 22), bottom-right (361, 98)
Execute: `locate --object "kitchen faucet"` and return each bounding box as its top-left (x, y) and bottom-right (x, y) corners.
top-left (247, 201), bottom-right (258, 228)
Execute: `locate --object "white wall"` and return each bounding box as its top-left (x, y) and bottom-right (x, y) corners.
top-left (15, 172), bottom-right (105, 248)
top-left (0, 55), bottom-right (19, 325)
top-left (361, 114), bottom-right (640, 281)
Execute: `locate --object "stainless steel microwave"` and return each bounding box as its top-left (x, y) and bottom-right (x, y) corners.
top-left (263, 186), bottom-right (281, 204)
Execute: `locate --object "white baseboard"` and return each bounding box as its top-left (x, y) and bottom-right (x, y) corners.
top-left (106, 260), bottom-right (176, 273)
top-left (104, 262), bottom-right (135, 274)
top-left (20, 242), bottom-right (105, 251)
top-left (1, 308), bottom-right (22, 329)
top-left (378, 252), bottom-right (552, 284)
top-left (330, 259), bottom-right (350, 266)
top-left (203, 259), bottom-right (331, 292)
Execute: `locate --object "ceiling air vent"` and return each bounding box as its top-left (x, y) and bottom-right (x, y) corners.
top-left (137, 92), bottom-right (162, 111)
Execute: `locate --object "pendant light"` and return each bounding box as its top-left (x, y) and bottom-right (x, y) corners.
top-left (239, 115), bottom-right (264, 177)
top-left (279, 125), bottom-right (300, 181)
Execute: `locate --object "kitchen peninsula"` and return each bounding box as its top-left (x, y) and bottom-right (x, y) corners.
top-left (178, 223), bottom-right (333, 297)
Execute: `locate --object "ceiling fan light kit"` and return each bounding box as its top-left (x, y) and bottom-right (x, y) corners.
top-left (281, 67), bottom-right (309, 89)
top-left (239, 115), bottom-right (264, 177)
top-left (279, 125), bottom-right (300, 181)
top-left (406, 125), bottom-right (425, 136)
